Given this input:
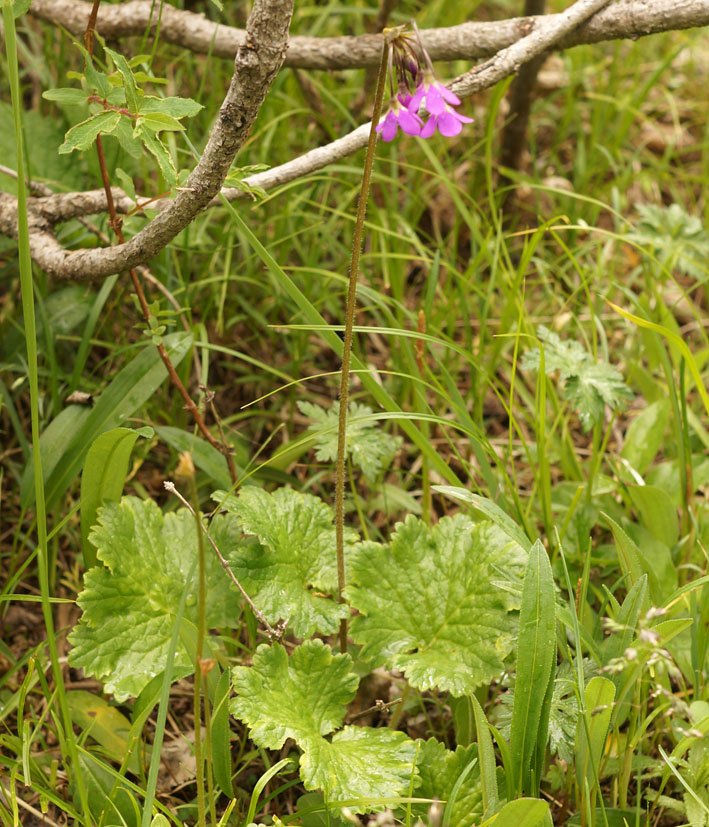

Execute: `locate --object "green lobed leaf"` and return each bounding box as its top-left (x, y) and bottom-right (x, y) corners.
top-left (300, 727), bottom-right (418, 809)
top-left (230, 640), bottom-right (358, 750)
top-left (626, 203), bottom-right (709, 280)
top-left (409, 738), bottom-right (483, 827)
top-left (139, 96), bottom-right (203, 118)
top-left (104, 46), bottom-right (140, 114)
top-left (136, 125), bottom-right (177, 184)
top-left (58, 110), bottom-right (121, 154)
top-left (298, 400), bottom-right (403, 482)
top-left (213, 487), bottom-right (355, 637)
top-left (42, 88), bottom-right (87, 106)
top-left (347, 515), bottom-right (525, 696)
top-left (137, 112), bottom-right (186, 133)
top-left (565, 362), bottom-right (633, 432)
top-left (68, 497), bottom-right (243, 701)
top-left (521, 325), bottom-right (633, 432)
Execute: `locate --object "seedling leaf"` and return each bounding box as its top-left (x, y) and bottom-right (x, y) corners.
top-left (521, 326), bottom-right (632, 432)
top-left (298, 400), bottom-right (402, 482)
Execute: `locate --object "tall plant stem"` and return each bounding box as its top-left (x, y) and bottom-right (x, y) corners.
top-left (335, 41), bottom-right (389, 654)
top-left (2, 1), bottom-right (90, 820)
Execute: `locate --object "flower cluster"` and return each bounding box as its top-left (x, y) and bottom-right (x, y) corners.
top-left (375, 25), bottom-right (473, 143)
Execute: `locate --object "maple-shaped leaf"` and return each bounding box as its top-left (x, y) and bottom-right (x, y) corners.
top-left (298, 400), bottom-right (403, 482)
top-left (409, 739), bottom-right (483, 827)
top-left (346, 515), bottom-right (525, 696)
top-left (231, 640), bottom-right (357, 750)
top-left (627, 203), bottom-right (709, 280)
top-left (565, 362), bottom-right (633, 432)
top-left (300, 727), bottom-right (418, 809)
top-left (212, 487), bottom-right (356, 637)
top-left (521, 325), bottom-right (633, 432)
top-left (68, 497), bottom-right (242, 701)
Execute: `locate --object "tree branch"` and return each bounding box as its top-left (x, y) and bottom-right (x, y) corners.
top-left (5, 0), bottom-right (293, 281)
top-left (2, 0), bottom-right (707, 280)
top-left (28, 0), bottom-right (709, 69)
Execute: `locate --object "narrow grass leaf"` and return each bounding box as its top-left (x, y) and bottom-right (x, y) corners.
top-left (156, 425), bottom-right (234, 489)
top-left (80, 426), bottom-right (153, 568)
top-left (211, 668), bottom-right (234, 797)
top-left (602, 512), bottom-right (662, 603)
top-left (509, 540), bottom-right (556, 797)
top-left (471, 695), bottom-right (498, 819)
top-left (66, 690), bottom-right (141, 774)
top-left (433, 486), bottom-right (532, 552)
top-left (21, 332), bottom-right (192, 511)
top-left (575, 677), bottom-right (615, 798)
top-left (219, 198), bottom-right (463, 486)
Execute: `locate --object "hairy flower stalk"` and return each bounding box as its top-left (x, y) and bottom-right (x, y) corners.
top-left (334, 36), bottom-right (390, 655)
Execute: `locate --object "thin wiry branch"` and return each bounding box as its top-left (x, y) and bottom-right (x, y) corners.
top-left (28, 0), bottom-right (709, 69)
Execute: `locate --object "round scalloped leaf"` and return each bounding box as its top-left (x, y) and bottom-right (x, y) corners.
top-left (231, 640), bottom-right (358, 750)
top-left (213, 487), bottom-right (356, 637)
top-left (68, 497), bottom-right (242, 701)
top-left (347, 515), bottom-right (525, 696)
top-left (300, 727), bottom-right (418, 810)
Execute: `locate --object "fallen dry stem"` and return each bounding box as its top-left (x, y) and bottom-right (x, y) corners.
top-left (164, 481), bottom-right (285, 640)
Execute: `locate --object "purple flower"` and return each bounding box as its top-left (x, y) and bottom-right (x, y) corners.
top-left (420, 107), bottom-right (474, 138)
top-left (376, 97), bottom-right (423, 142)
top-left (408, 70), bottom-right (473, 139)
top-left (409, 73), bottom-right (462, 117)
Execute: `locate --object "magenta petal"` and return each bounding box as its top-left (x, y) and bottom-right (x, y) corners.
top-left (377, 111), bottom-right (399, 141)
top-left (420, 116), bottom-right (437, 139)
top-left (425, 86), bottom-right (446, 115)
top-left (440, 85), bottom-right (461, 106)
top-left (399, 109), bottom-right (422, 135)
top-left (408, 86), bottom-right (425, 113)
top-left (437, 111), bottom-right (463, 137)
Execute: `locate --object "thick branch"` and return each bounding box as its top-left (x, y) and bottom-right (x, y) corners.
top-left (28, 0), bottom-right (709, 69)
top-left (14, 0), bottom-right (293, 281)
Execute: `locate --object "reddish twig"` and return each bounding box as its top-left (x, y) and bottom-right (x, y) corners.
top-left (84, 19), bottom-right (237, 483)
